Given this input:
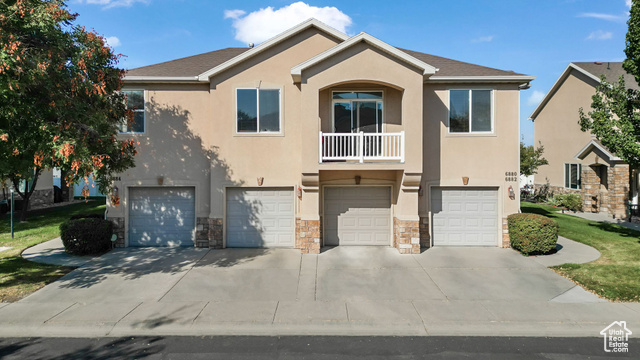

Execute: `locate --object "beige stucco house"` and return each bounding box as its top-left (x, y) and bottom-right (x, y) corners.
top-left (109, 19), bottom-right (533, 254)
top-left (530, 62), bottom-right (639, 219)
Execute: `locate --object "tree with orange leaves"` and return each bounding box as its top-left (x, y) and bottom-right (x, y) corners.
top-left (0, 0), bottom-right (136, 221)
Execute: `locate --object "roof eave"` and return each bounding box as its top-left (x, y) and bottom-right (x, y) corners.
top-left (123, 75), bottom-right (201, 83)
top-left (574, 139), bottom-right (624, 162)
top-left (427, 75), bottom-right (535, 83)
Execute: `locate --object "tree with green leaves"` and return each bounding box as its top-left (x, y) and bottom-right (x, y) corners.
top-left (0, 0), bottom-right (137, 221)
top-left (579, 0), bottom-right (640, 170)
top-left (520, 142), bottom-right (548, 177)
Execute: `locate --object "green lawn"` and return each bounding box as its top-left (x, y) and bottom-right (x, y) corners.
top-left (0, 200), bottom-right (106, 302)
top-left (521, 201), bottom-right (640, 302)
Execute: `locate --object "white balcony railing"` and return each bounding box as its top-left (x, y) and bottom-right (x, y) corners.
top-left (319, 131), bottom-right (405, 163)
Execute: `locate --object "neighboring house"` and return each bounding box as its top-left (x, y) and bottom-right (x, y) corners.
top-left (108, 19), bottom-right (533, 253)
top-left (2, 170), bottom-right (55, 208)
top-left (530, 62), bottom-right (639, 219)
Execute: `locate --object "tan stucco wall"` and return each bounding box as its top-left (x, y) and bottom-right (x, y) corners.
top-left (113, 28), bottom-right (525, 245)
top-left (534, 68), bottom-right (597, 187)
top-left (421, 83), bottom-right (522, 218)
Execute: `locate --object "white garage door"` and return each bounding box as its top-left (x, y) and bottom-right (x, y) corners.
top-left (128, 187), bottom-right (195, 247)
top-left (324, 187), bottom-right (391, 246)
top-left (431, 188), bottom-right (499, 246)
top-left (226, 188), bottom-right (294, 248)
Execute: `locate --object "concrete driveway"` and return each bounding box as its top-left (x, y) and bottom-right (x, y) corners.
top-left (2, 246), bottom-right (639, 337)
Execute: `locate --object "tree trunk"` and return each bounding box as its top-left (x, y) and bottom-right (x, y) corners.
top-left (12, 169), bottom-right (41, 222)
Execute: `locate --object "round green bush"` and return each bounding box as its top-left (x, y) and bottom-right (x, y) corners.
top-left (508, 213), bottom-right (558, 255)
top-left (59, 218), bottom-right (114, 255)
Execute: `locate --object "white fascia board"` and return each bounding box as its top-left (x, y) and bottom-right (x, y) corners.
top-left (123, 76), bottom-right (200, 83)
top-left (574, 139), bottom-right (623, 162)
top-left (291, 32), bottom-right (439, 82)
top-left (197, 18), bottom-right (349, 82)
top-left (528, 63), bottom-right (600, 121)
top-left (427, 75), bottom-right (535, 82)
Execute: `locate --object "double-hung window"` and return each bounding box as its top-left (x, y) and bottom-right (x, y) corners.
top-left (236, 89), bottom-right (281, 133)
top-left (449, 89), bottom-right (493, 133)
top-left (120, 90), bottom-right (145, 134)
top-left (565, 163), bottom-right (582, 189)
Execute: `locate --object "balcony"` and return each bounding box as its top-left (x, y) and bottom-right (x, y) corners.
top-left (319, 132), bottom-right (404, 163)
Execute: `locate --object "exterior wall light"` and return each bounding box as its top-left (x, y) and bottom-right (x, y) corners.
top-left (157, 176), bottom-right (164, 186)
top-left (462, 177), bottom-right (469, 185)
top-left (508, 185), bottom-right (516, 200)
top-left (257, 177), bottom-right (264, 186)
top-left (355, 175), bottom-right (361, 185)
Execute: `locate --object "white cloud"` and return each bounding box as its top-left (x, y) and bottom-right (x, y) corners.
top-left (80, 0), bottom-right (149, 9)
top-left (105, 36), bottom-right (121, 47)
top-left (224, 9), bottom-right (246, 20)
top-left (527, 90), bottom-right (545, 106)
top-left (225, 2), bottom-right (352, 44)
top-left (471, 35), bottom-right (494, 43)
top-left (578, 12), bottom-right (627, 22)
top-left (586, 30), bottom-right (613, 40)
top-left (627, 0), bottom-right (632, 9)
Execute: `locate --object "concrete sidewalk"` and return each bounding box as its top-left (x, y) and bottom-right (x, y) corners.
top-left (2, 244), bottom-right (637, 338)
top-left (569, 211), bottom-right (640, 232)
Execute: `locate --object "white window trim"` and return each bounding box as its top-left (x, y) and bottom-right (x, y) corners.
top-left (235, 88), bottom-right (282, 135)
top-left (447, 88), bottom-right (495, 135)
top-left (119, 89), bottom-right (146, 135)
top-left (331, 90), bottom-right (385, 133)
top-left (564, 163), bottom-right (582, 190)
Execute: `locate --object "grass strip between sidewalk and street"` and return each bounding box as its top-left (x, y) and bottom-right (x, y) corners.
top-left (0, 200), bottom-right (106, 302)
top-left (521, 201), bottom-right (640, 302)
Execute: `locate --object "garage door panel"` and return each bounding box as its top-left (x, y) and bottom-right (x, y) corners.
top-left (324, 187), bottom-right (391, 246)
top-left (128, 187), bottom-right (195, 247)
top-left (432, 188), bottom-right (498, 247)
top-left (226, 188), bottom-right (294, 248)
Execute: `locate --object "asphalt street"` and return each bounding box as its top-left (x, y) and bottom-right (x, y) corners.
top-left (0, 336), bottom-right (637, 359)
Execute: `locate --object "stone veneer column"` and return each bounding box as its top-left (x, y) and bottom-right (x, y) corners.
top-left (609, 165), bottom-right (630, 219)
top-left (393, 218), bottom-right (420, 254)
top-left (419, 217), bottom-right (430, 249)
top-left (502, 218), bottom-right (510, 248)
top-left (195, 218), bottom-right (210, 248)
top-left (295, 218), bottom-right (321, 254)
top-left (581, 165), bottom-right (601, 213)
top-left (28, 189), bottom-right (53, 209)
top-left (208, 218), bottom-right (223, 249)
top-left (107, 217), bottom-right (125, 247)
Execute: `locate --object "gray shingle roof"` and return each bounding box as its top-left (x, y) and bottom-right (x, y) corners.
top-left (125, 45), bottom-right (527, 79)
top-left (572, 62), bottom-right (639, 89)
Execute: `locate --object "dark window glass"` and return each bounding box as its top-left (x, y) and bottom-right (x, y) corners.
top-left (449, 90), bottom-right (469, 132)
top-left (259, 89), bottom-right (280, 132)
top-left (120, 90), bottom-right (144, 133)
top-left (237, 89), bottom-right (257, 132)
top-left (471, 90), bottom-right (491, 132)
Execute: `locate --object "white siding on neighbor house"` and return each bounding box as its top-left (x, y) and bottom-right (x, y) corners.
top-left (323, 186), bottom-right (391, 246)
top-left (431, 188), bottom-right (499, 246)
top-left (225, 188), bottom-right (295, 248)
top-left (128, 187), bottom-right (196, 247)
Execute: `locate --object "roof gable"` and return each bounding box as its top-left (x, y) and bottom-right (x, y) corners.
top-left (197, 18), bottom-right (348, 82)
top-left (290, 33), bottom-right (438, 82)
top-left (575, 139), bottom-right (623, 164)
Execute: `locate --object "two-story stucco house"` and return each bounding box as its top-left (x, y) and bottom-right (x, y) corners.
top-left (530, 62), bottom-right (640, 219)
top-left (107, 19), bottom-right (533, 254)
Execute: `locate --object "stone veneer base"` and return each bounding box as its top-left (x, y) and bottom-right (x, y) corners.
top-left (393, 218), bottom-right (420, 254)
top-left (107, 217), bottom-right (125, 248)
top-left (502, 217), bottom-right (510, 248)
top-left (296, 218), bottom-right (321, 254)
top-left (208, 218), bottom-right (223, 249)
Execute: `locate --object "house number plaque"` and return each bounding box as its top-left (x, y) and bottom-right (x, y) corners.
top-left (504, 171), bottom-right (518, 182)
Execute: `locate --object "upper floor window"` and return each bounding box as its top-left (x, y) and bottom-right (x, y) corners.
top-left (565, 163), bottom-right (582, 189)
top-left (236, 88), bottom-right (280, 133)
top-left (120, 90), bottom-right (145, 134)
top-left (449, 89), bottom-right (493, 133)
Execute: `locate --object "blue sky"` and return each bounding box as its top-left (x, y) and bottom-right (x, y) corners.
top-left (68, 0), bottom-right (633, 145)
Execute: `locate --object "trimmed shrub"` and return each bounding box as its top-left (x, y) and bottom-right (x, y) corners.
top-left (70, 213), bottom-right (104, 220)
top-left (549, 193), bottom-right (583, 212)
top-left (60, 218), bottom-right (113, 255)
top-left (508, 213), bottom-right (559, 255)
